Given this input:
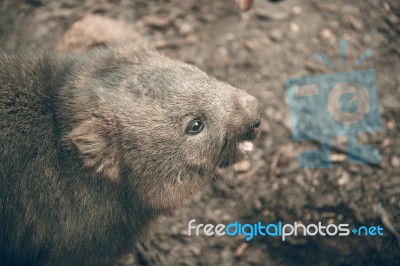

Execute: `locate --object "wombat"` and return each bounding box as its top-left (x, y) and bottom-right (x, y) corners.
top-left (0, 44), bottom-right (261, 265)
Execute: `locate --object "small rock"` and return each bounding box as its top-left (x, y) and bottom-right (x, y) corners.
top-left (290, 23), bottom-right (299, 33)
top-left (256, 9), bottom-right (290, 21)
top-left (254, 199), bottom-right (263, 210)
top-left (320, 28), bottom-right (333, 40)
top-left (153, 39), bottom-right (179, 49)
top-left (382, 138), bottom-right (390, 147)
top-left (269, 29), bottom-right (283, 42)
top-left (338, 172), bottom-right (350, 186)
top-left (292, 6), bottom-right (303, 15)
top-left (243, 40), bottom-right (256, 50)
top-left (179, 23), bottom-right (193, 35)
top-left (260, 36), bottom-right (271, 45)
top-left (189, 245), bottom-right (202, 256)
top-left (256, 9), bottom-right (270, 20)
top-left (387, 120), bottom-right (396, 130)
top-left (233, 160), bottom-right (251, 173)
top-left (57, 14), bottom-right (140, 53)
top-left (234, 243), bottom-right (248, 257)
top-left (332, 153), bottom-right (346, 162)
top-left (347, 16), bottom-right (364, 31)
top-left (202, 14), bottom-right (216, 22)
top-left (391, 156), bottom-right (400, 167)
top-left (142, 14), bottom-right (176, 28)
top-left (185, 34), bottom-right (198, 45)
top-left (117, 253), bottom-right (136, 265)
top-left (383, 3), bottom-right (391, 12)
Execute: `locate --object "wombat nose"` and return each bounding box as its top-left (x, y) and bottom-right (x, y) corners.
top-left (243, 122), bottom-right (260, 140)
top-left (238, 93), bottom-right (262, 140)
top-left (239, 93), bottom-right (262, 123)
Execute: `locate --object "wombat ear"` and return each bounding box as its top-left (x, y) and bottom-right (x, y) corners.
top-left (68, 118), bottom-right (120, 182)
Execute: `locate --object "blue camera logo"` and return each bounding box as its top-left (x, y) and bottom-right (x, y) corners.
top-left (286, 39), bottom-right (382, 168)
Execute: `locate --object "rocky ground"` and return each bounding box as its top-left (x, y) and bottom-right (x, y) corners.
top-left (1, 0), bottom-right (399, 265)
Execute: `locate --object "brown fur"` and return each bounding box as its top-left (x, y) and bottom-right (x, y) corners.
top-left (0, 44), bottom-right (261, 265)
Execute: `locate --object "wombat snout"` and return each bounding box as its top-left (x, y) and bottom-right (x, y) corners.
top-left (218, 91), bottom-right (261, 167)
top-left (237, 93), bottom-right (262, 141)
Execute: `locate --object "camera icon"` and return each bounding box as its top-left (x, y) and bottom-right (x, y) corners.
top-left (286, 57), bottom-right (382, 168)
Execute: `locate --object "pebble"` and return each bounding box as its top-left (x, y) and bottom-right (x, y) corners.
top-left (189, 245), bottom-right (202, 256)
top-left (233, 160), bottom-right (251, 173)
top-left (383, 3), bottom-right (391, 12)
top-left (185, 34), bottom-right (198, 45)
top-left (387, 120), bottom-right (396, 130)
top-left (347, 16), bottom-right (364, 31)
top-left (338, 172), bottom-right (350, 186)
top-left (179, 23), bottom-right (193, 35)
top-left (260, 36), bottom-right (271, 45)
top-left (254, 198), bottom-right (263, 210)
top-left (269, 29), bottom-right (283, 42)
top-left (290, 23), bottom-right (299, 33)
top-left (235, 243), bottom-right (248, 257)
top-left (292, 6), bottom-right (303, 15)
top-left (320, 28), bottom-right (333, 40)
top-left (391, 156), bottom-right (400, 167)
top-left (117, 253), bottom-right (136, 265)
top-left (56, 14), bottom-right (140, 53)
top-left (382, 138), bottom-right (390, 147)
top-left (244, 40), bottom-right (256, 50)
top-left (142, 14), bottom-right (176, 28)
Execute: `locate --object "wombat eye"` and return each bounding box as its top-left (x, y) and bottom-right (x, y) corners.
top-left (186, 120), bottom-right (204, 135)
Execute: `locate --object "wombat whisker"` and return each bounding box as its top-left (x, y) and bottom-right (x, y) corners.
top-left (218, 138), bottom-right (230, 167)
top-left (176, 170), bottom-right (182, 185)
top-left (227, 165), bottom-right (237, 190)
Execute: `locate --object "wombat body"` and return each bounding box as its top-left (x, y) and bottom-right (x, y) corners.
top-left (0, 44), bottom-right (261, 265)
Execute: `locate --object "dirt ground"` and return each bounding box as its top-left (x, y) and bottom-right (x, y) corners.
top-left (1, 0), bottom-right (399, 265)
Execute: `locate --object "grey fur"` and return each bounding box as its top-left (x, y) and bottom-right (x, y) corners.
top-left (0, 44), bottom-right (261, 265)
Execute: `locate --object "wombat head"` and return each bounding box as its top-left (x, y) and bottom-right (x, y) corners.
top-left (65, 44), bottom-right (261, 210)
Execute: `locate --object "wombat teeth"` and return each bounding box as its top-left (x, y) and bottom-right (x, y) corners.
top-left (238, 141), bottom-right (254, 153)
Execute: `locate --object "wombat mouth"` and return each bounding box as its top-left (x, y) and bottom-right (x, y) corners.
top-left (217, 122), bottom-right (260, 168)
top-left (217, 140), bottom-right (254, 168)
